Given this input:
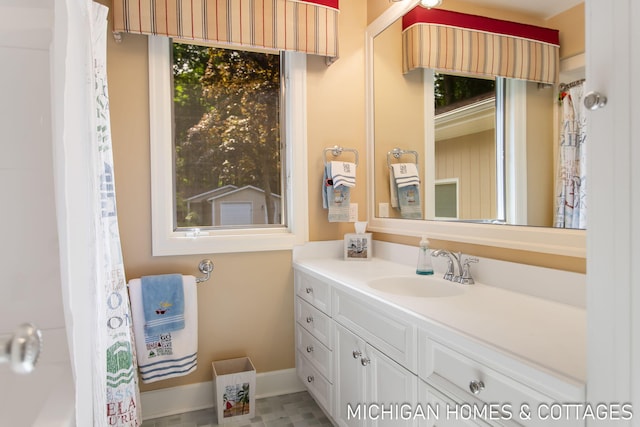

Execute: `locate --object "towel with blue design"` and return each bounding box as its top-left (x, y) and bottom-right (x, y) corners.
top-left (129, 274), bottom-right (198, 383)
top-left (322, 161), bottom-right (356, 222)
top-left (390, 163), bottom-right (422, 219)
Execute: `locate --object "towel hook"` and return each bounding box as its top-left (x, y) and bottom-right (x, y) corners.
top-left (196, 259), bottom-right (214, 283)
top-left (387, 148), bottom-right (419, 168)
top-left (323, 145), bottom-right (359, 166)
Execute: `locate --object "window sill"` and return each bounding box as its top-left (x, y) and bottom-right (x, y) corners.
top-left (152, 228), bottom-right (303, 256)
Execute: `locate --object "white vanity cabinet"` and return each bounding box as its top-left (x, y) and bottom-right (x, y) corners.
top-left (293, 259), bottom-right (585, 427)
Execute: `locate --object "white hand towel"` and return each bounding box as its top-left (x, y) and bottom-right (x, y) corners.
top-left (391, 163), bottom-right (420, 188)
top-left (389, 166), bottom-right (399, 208)
top-left (330, 161), bottom-right (356, 188)
top-left (129, 275), bottom-right (198, 383)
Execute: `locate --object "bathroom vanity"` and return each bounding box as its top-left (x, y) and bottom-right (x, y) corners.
top-left (293, 241), bottom-right (586, 426)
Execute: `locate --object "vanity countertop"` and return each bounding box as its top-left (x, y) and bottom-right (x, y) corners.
top-left (293, 254), bottom-right (586, 387)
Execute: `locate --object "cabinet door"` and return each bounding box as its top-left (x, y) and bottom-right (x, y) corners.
top-left (334, 323), bottom-right (367, 427)
top-left (334, 322), bottom-right (420, 427)
top-left (366, 344), bottom-right (419, 427)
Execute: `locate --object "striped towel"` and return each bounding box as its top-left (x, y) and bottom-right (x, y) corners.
top-left (129, 275), bottom-right (198, 383)
top-left (330, 161), bottom-right (356, 188)
top-left (391, 163), bottom-right (420, 188)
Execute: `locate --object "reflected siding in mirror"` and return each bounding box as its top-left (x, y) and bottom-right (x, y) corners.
top-left (372, 14), bottom-right (567, 228)
top-left (434, 73), bottom-right (500, 222)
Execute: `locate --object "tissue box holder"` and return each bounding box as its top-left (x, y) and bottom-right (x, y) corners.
top-left (344, 233), bottom-right (372, 260)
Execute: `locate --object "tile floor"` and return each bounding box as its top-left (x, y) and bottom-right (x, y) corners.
top-left (140, 391), bottom-right (334, 427)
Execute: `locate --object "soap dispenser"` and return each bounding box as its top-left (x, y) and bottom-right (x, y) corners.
top-left (416, 236), bottom-right (434, 275)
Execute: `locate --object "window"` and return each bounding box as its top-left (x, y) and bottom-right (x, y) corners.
top-left (149, 37), bottom-right (308, 255)
top-left (434, 179), bottom-right (459, 219)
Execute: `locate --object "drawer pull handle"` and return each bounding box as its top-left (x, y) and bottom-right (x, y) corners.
top-left (360, 357), bottom-right (371, 367)
top-left (469, 380), bottom-right (485, 395)
top-left (307, 375), bottom-right (314, 383)
top-left (306, 316), bottom-right (313, 323)
top-left (305, 287), bottom-right (313, 294)
top-left (352, 350), bottom-right (362, 359)
top-left (306, 345), bottom-right (314, 353)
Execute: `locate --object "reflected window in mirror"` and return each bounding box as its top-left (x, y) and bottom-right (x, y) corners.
top-left (433, 73), bottom-right (505, 224)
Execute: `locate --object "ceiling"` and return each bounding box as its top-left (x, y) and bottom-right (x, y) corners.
top-left (460, 0), bottom-right (583, 20)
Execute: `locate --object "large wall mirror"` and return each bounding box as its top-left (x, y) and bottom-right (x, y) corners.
top-left (365, 0), bottom-right (586, 257)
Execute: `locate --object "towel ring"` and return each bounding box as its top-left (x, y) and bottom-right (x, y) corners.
top-left (196, 259), bottom-right (214, 283)
top-left (323, 145), bottom-right (359, 166)
top-left (387, 148), bottom-right (419, 168)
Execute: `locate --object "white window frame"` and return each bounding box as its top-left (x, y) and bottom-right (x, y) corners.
top-left (148, 36), bottom-right (308, 255)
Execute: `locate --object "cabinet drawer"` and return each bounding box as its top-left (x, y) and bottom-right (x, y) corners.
top-left (296, 272), bottom-right (331, 314)
top-left (422, 339), bottom-right (582, 427)
top-left (297, 350), bottom-right (333, 416)
top-left (333, 288), bottom-right (417, 372)
top-left (296, 324), bottom-right (333, 382)
top-left (296, 297), bottom-right (333, 348)
top-left (418, 380), bottom-right (490, 427)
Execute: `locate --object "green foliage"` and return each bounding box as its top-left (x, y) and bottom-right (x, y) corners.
top-left (434, 72), bottom-right (495, 114)
top-left (172, 43), bottom-right (282, 226)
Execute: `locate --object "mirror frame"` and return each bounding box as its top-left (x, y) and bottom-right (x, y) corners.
top-left (365, 0), bottom-right (586, 258)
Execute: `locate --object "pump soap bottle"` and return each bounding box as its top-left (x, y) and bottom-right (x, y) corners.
top-left (416, 236), bottom-right (434, 275)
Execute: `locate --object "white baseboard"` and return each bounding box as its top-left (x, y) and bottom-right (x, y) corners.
top-left (141, 368), bottom-right (305, 420)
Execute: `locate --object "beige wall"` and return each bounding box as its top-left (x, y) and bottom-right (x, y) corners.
top-left (373, 19), bottom-right (425, 219)
top-left (526, 82), bottom-right (556, 227)
top-left (546, 3), bottom-right (585, 59)
top-left (307, 0), bottom-right (368, 240)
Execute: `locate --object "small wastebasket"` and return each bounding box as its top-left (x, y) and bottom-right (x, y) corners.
top-left (212, 357), bottom-right (256, 423)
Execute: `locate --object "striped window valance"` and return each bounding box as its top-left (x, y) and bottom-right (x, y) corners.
top-left (402, 7), bottom-right (560, 84)
top-left (113, 0), bottom-right (339, 59)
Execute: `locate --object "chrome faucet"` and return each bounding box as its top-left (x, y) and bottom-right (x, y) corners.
top-left (431, 250), bottom-right (478, 284)
top-left (432, 249), bottom-right (463, 282)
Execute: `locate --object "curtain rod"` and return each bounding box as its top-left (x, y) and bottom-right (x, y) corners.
top-left (559, 78), bottom-right (585, 92)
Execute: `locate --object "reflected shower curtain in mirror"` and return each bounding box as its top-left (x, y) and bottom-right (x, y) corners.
top-left (91, 4), bottom-right (141, 425)
top-left (554, 82), bottom-right (587, 229)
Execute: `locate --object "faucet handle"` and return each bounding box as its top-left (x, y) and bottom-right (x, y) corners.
top-left (460, 257), bottom-right (479, 285)
top-left (463, 256), bottom-right (479, 266)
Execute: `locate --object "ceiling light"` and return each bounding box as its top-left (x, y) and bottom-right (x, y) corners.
top-left (420, 0), bottom-right (442, 8)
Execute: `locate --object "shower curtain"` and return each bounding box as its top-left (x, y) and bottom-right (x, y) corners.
top-left (91, 4), bottom-right (141, 425)
top-left (554, 82), bottom-right (587, 229)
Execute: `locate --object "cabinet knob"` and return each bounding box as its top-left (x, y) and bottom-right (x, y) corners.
top-left (305, 287), bottom-right (313, 294)
top-left (360, 357), bottom-right (371, 367)
top-left (469, 380), bottom-right (485, 395)
top-left (352, 350), bottom-right (362, 359)
top-left (307, 375), bottom-right (314, 383)
top-left (306, 316), bottom-right (313, 323)
top-left (306, 345), bottom-right (314, 353)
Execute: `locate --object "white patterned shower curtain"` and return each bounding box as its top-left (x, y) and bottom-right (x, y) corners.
top-left (554, 82), bottom-right (587, 229)
top-left (91, 4), bottom-right (141, 426)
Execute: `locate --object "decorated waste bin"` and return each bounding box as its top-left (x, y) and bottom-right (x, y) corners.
top-left (212, 357), bottom-right (256, 423)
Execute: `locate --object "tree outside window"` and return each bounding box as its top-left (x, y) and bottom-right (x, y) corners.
top-left (172, 43), bottom-right (283, 228)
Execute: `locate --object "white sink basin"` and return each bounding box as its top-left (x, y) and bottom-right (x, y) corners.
top-left (366, 275), bottom-right (466, 298)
